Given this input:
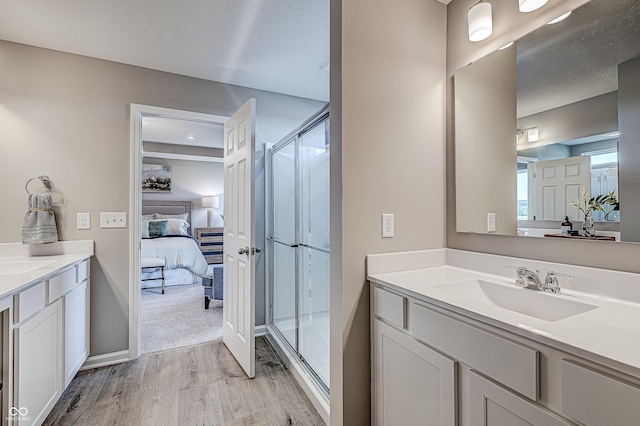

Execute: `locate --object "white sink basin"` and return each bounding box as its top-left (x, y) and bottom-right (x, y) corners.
top-left (438, 279), bottom-right (598, 321)
top-left (0, 260), bottom-right (55, 275)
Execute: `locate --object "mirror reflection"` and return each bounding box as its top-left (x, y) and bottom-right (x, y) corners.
top-left (455, 0), bottom-right (640, 242)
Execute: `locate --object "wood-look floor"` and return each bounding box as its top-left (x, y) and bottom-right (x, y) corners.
top-left (44, 337), bottom-right (325, 426)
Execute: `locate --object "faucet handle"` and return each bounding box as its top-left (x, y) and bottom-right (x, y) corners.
top-left (546, 271), bottom-right (574, 280)
top-left (543, 271), bottom-right (573, 293)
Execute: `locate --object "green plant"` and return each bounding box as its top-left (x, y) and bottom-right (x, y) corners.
top-left (571, 187), bottom-right (617, 219)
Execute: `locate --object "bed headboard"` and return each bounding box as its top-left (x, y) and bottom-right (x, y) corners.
top-left (142, 200), bottom-right (193, 235)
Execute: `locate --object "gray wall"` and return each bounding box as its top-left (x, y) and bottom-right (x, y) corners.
top-left (141, 158), bottom-right (225, 230)
top-left (618, 58), bottom-right (640, 242)
top-left (447, 0), bottom-right (640, 273)
top-left (0, 40), bottom-right (325, 355)
top-left (330, 0), bottom-right (447, 424)
top-left (455, 45), bottom-right (517, 235)
top-left (517, 91), bottom-right (618, 146)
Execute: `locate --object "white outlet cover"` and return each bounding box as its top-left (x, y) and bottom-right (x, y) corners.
top-left (77, 212), bottom-right (91, 230)
top-left (382, 213), bottom-right (394, 238)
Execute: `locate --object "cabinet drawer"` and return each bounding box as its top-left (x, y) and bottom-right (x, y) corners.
top-left (561, 360), bottom-right (640, 426)
top-left (48, 267), bottom-right (77, 303)
top-left (77, 260), bottom-right (89, 283)
top-left (374, 287), bottom-right (406, 329)
top-left (14, 282), bottom-right (46, 323)
top-left (411, 303), bottom-right (538, 400)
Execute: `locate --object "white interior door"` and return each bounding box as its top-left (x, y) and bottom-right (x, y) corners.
top-left (531, 156), bottom-right (591, 221)
top-left (223, 99), bottom-right (256, 378)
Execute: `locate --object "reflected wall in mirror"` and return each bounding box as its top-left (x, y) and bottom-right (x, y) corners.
top-left (455, 0), bottom-right (640, 242)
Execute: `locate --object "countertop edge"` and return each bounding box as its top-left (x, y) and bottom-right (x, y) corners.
top-left (0, 252), bottom-right (94, 300)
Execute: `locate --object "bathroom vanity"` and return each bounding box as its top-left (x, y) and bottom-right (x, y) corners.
top-left (368, 249), bottom-right (640, 426)
top-left (0, 241), bottom-right (93, 426)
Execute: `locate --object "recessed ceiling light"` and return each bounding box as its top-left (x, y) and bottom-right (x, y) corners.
top-left (547, 11), bottom-right (571, 24)
top-left (187, 135), bottom-right (195, 140)
top-left (499, 41), bottom-right (514, 50)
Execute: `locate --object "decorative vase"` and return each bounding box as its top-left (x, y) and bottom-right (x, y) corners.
top-left (582, 212), bottom-right (596, 237)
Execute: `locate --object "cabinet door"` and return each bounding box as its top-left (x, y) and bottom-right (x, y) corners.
top-left (469, 371), bottom-right (575, 426)
top-left (14, 299), bottom-right (63, 426)
top-left (64, 280), bottom-right (89, 387)
top-left (373, 319), bottom-right (456, 426)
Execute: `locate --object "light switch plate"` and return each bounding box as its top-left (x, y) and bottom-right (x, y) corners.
top-left (77, 213), bottom-right (91, 230)
top-left (100, 212), bottom-right (127, 228)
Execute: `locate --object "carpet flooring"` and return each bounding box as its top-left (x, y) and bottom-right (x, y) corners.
top-left (141, 283), bottom-right (223, 354)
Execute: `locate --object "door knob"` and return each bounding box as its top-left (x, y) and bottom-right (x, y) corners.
top-left (252, 247), bottom-right (262, 255)
top-left (238, 247), bottom-right (249, 255)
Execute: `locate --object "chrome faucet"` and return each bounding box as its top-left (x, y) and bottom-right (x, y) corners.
top-left (507, 266), bottom-right (575, 293)
top-left (543, 271), bottom-right (574, 294)
top-left (513, 267), bottom-right (544, 290)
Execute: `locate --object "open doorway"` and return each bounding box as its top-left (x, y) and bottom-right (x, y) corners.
top-left (129, 104), bottom-right (228, 358)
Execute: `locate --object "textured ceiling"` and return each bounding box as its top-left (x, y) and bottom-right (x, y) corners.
top-left (517, 0), bottom-right (640, 117)
top-left (0, 0), bottom-right (329, 101)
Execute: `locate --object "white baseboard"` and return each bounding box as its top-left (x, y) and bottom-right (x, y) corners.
top-left (255, 324), bottom-right (267, 336)
top-left (80, 350), bottom-right (130, 371)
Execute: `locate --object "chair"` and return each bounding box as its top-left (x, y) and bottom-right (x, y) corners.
top-left (141, 257), bottom-right (166, 294)
top-left (202, 265), bottom-right (223, 309)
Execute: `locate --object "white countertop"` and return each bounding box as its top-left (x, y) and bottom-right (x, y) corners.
top-left (0, 240), bottom-right (93, 299)
top-left (369, 264), bottom-right (640, 376)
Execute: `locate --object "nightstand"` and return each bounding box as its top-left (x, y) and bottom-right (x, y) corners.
top-left (194, 227), bottom-right (224, 264)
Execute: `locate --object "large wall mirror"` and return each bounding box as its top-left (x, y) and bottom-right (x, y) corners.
top-left (455, 0), bottom-right (640, 243)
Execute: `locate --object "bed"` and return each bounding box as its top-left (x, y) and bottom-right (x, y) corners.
top-left (140, 200), bottom-right (209, 289)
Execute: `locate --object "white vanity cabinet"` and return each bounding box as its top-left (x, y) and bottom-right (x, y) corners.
top-left (11, 258), bottom-right (90, 426)
top-left (14, 298), bottom-right (63, 426)
top-left (373, 319), bottom-right (457, 425)
top-left (371, 282), bottom-right (640, 426)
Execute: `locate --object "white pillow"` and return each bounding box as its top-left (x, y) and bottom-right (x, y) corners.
top-left (142, 214), bottom-right (155, 221)
top-left (164, 218), bottom-right (190, 235)
top-left (141, 219), bottom-right (151, 238)
top-left (155, 213), bottom-right (189, 221)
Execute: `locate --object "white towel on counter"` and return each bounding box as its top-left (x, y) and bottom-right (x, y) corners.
top-left (22, 193), bottom-right (59, 244)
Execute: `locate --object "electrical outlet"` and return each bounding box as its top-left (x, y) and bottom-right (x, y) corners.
top-left (487, 212), bottom-right (496, 232)
top-left (77, 213), bottom-right (91, 230)
top-left (382, 214), bottom-right (394, 238)
top-left (100, 212), bottom-right (127, 228)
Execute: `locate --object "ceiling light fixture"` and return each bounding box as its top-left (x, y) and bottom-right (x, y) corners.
top-left (499, 41), bottom-right (514, 50)
top-left (468, 1), bottom-right (493, 42)
top-left (187, 135), bottom-right (195, 140)
top-left (519, 0), bottom-right (548, 13)
top-left (547, 11), bottom-right (571, 24)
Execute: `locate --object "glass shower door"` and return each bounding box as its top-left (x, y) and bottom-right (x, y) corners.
top-left (298, 119), bottom-right (330, 388)
top-left (270, 140), bottom-right (297, 350)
